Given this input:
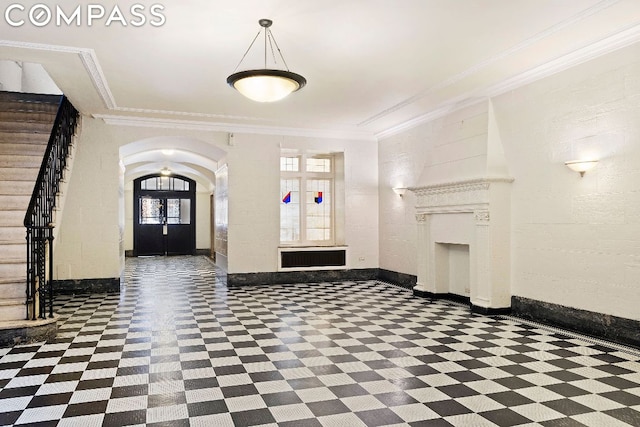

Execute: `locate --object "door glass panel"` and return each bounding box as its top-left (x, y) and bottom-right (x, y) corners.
top-left (140, 198), bottom-right (163, 224)
top-left (167, 199), bottom-right (191, 224)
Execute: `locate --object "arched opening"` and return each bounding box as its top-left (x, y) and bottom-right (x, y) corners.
top-left (119, 136), bottom-right (227, 260)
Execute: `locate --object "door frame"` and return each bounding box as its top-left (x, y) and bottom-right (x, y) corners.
top-left (133, 174), bottom-right (196, 256)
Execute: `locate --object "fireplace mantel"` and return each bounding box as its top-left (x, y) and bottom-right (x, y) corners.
top-left (409, 176), bottom-right (513, 314)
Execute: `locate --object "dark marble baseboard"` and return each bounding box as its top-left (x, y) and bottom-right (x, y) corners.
top-left (53, 278), bottom-right (120, 295)
top-left (0, 318), bottom-right (57, 348)
top-left (125, 250), bottom-right (134, 257)
top-left (228, 269), bottom-right (379, 287)
top-left (378, 269), bottom-right (417, 290)
top-left (471, 304), bottom-right (511, 316)
top-left (413, 290), bottom-right (471, 305)
top-left (512, 296), bottom-right (640, 349)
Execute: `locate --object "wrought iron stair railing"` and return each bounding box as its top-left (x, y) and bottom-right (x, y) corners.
top-left (24, 96), bottom-right (79, 320)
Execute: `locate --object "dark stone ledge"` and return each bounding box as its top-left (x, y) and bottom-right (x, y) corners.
top-left (512, 295), bottom-right (640, 349)
top-left (227, 269), bottom-right (379, 287)
top-left (0, 318), bottom-right (57, 348)
top-left (378, 269), bottom-right (417, 290)
top-left (53, 278), bottom-right (120, 295)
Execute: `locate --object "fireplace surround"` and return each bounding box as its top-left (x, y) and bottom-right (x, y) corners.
top-left (410, 177), bottom-right (513, 314)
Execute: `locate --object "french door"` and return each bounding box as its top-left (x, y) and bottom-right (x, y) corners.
top-left (133, 175), bottom-right (196, 256)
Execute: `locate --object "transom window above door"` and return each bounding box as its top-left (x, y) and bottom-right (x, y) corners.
top-left (139, 176), bottom-right (190, 191)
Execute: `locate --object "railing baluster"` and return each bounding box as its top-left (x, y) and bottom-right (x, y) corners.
top-left (24, 96), bottom-right (79, 320)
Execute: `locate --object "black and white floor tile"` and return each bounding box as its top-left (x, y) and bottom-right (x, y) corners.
top-left (0, 256), bottom-right (639, 426)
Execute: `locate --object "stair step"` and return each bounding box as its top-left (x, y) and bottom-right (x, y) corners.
top-left (0, 241), bottom-right (26, 259)
top-left (0, 121), bottom-right (53, 134)
top-left (0, 281), bottom-right (26, 300)
top-left (0, 226), bottom-right (24, 241)
top-left (0, 301), bottom-right (27, 323)
top-left (0, 131), bottom-right (51, 145)
top-left (0, 100), bottom-right (58, 114)
top-left (0, 143), bottom-right (48, 156)
top-left (0, 167), bottom-right (40, 182)
top-left (0, 276), bottom-right (26, 285)
top-left (0, 97), bottom-right (60, 113)
top-left (0, 180), bottom-right (34, 195)
top-left (0, 111), bottom-right (57, 125)
top-left (0, 210), bottom-right (24, 227)
top-left (0, 155), bottom-right (43, 168)
top-left (0, 91), bottom-right (61, 105)
top-left (0, 194), bottom-right (30, 210)
top-left (0, 260), bottom-right (27, 278)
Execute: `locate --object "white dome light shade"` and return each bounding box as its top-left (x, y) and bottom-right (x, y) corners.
top-left (227, 69), bottom-right (306, 103)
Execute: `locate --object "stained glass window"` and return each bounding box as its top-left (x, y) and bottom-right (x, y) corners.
top-left (280, 154), bottom-right (334, 245)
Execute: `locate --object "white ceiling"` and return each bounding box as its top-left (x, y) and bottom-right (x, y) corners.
top-left (1, 0), bottom-right (640, 141)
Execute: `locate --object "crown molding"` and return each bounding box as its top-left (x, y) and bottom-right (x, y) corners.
top-left (361, 0), bottom-right (621, 127)
top-left (93, 114), bottom-right (377, 141)
top-left (376, 22), bottom-right (640, 140)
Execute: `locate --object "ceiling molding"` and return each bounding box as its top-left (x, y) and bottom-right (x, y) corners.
top-left (376, 21), bottom-right (640, 140)
top-left (360, 0), bottom-right (621, 127)
top-left (112, 106), bottom-right (274, 123)
top-left (94, 114), bottom-right (377, 142)
top-left (0, 40), bottom-right (116, 109)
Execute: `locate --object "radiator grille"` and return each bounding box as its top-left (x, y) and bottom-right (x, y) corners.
top-left (280, 249), bottom-right (346, 268)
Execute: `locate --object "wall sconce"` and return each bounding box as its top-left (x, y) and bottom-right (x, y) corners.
top-left (564, 160), bottom-right (598, 177)
top-left (160, 167), bottom-right (172, 176)
top-left (392, 187), bottom-right (407, 197)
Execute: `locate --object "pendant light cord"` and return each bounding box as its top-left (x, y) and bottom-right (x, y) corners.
top-left (232, 25), bottom-right (292, 72)
top-left (232, 30), bottom-right (261, 73)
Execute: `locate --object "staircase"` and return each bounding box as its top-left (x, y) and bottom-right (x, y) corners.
top-left (0, 92), bottom-right (60, 325)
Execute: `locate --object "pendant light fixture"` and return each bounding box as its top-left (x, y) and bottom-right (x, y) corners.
top-left (227, 19), bottom-right (306, 102)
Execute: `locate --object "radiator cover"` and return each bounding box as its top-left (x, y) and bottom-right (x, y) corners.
top-left (279, 247), bottom-right (347, 270)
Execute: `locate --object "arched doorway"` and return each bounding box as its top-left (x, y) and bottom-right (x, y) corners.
top-left (133, 174), bottom-right (196, 256)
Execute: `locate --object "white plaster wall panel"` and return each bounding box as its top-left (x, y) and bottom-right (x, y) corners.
top-left (21, 62), bottom-right (61, 94)
top-left (343, 143), bottom-right (379, 268)
top-left (226, 134), bottom-right (280, 274)
top-left (493, 42), bottom-right (640, 320)
top-left (378, 124), bottom-right (433, 276)
top-left (0, 60), bottom-right (22, 91)
top-left (196, 191), bottom-right (211, 250)
top-left (415, 105), bottom-right (490, 186)
top-left (56, 118), bottom-right (122, 280)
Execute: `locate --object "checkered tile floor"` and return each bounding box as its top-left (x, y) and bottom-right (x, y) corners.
top-left (1, 257), bottom-right (639, 426)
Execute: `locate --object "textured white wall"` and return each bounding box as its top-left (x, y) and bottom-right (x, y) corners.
top-left (55, 119), bottom-right (122, 280)
top-left (379, 42), bottom-right (640, 321)
top-left (494, 42), bottom-right (640, 321)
